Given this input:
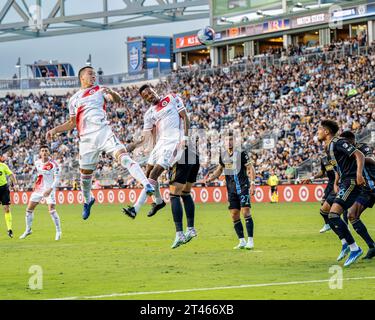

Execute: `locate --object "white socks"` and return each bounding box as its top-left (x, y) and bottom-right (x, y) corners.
top-left (80, 174), bottom-right (93, 204)
top-left (152, 181), bottom-right (163, 205)
top-left (119, 154), bottom-right (149, 187)
top-left (349, 243), bottom-right (359, 251)
top-left (25, 210), bottom-right (34, 232)
top-left (50, 210), bottom-right (61, 233)
top-left (134, 188), bottom-right (148, 213)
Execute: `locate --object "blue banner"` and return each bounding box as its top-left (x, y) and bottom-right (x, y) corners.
top-left (145, 37), bottom-right (172, 71)
top-left (127, 41), bottom-right (143, 74)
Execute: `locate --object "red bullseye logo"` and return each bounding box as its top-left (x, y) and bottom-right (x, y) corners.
top-left (68, 192), bottom-right (74, 204)
top-left (58, 192), bottom-right (65, 204)
top-left (163, 189), bottom-right (170, 202)
top-left (255, 188), bottom-right (264, 202)
top-left (129, 190), bottom-right (136, 203)
top-left (22, 192), bottom-right (28, 204)
top-left (299, 186), bottom-right (309, 202)
top-left (314, 185), bottom-right (325, 201)
top-left (213, 188), bottom-right (222, 202)
top-left (190, 189), bottom-right (196, 201)
top-left (77, 192), bottom-right (84, 204)
top-left (108, 191), bottom-right (115, 203)
top-left (200, 188), bottom-right (208, 203)
top-left (283, 187), bottom-right (294, 202)
top-left (118, 190), bottom-right (125, 203)
top-left (13, 193), bottom-right (19, 204)
top-left (97, 191), bottom-right (104, 203)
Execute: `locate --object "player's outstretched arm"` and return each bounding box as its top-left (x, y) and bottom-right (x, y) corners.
top-left (247, 163), bottom-right (256, 195)
top-left (126, 130), bottom-right (153, 153)
top-left (353, 150), bottom-right (366, 186)
top-left (205, 165), bottom-right (224, 184)
top-left (9, 173), bottom-right (18, 191)
top-left (46, 116), bottom-right (76, 141)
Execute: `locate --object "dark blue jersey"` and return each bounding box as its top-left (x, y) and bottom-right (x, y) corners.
top-left (321, 156), bottom-right (336, 189)
top-left (327, 137), bottom-right (357, 180)
top-left (356, 143), bottom-right (375, 190)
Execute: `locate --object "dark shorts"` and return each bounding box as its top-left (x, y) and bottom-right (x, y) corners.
top-left (324, 191), bottom-right (337, 206)
top-left (169, 149), bottom-right (200, 185)
top-left (0, 184), bottom-right (11, 206)
top-left (355, 187), bottom-right (375, 209)
top-left (333, 179), bottom-right (362, 210)
top-left (323, 184), bottom-right (334, 201)
top-left (228, 186), bottom-right (251, 210)
top-left (270, 186), bottom-right (277, 193)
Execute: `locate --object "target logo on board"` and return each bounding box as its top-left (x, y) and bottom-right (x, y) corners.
top-left (314, 186), bottom-right (325, 201)
top-left (299, 186), bottom-right (309, 202)
top-left (129, 190), bottom-right (137, 203)
top-left (118, 190), bottom-right (125, 203)
top-left (58, 192), bottom-right (65, 204)
top-left (67, 192), bottom-right (74, 204)
top-left (77, 191), bottom-right (84, 204)
top-left (283, 187), bottom-right (294, 202)
top-left (200, 188), bottom-right (209, 203)
top-left (163, 189), bottom-right (170, 202)
top-left (13, 193), bottom-right (19, 204)
top-left (107, 191), bottom-right (115, 203)
top-left (254, 187), bottom-right (264, 202)
top-left (190, 189), bottom-right (196, 201)
top-left (97, 191), bottom-right (104, 203)
top-left (22, 192), bottom-right (28, 204)
top-left (213, 188), bottom-right (222, 202)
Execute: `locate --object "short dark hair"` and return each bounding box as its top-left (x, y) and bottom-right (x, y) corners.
top-left (321, 120), bottom-right (339, 135)
top-left (40, 145), bottom-right (50, 151)
top-left (78, 66), bottom-right (93, 79)
top-left (139, 84), bottom-right (150, 94)
top-left (340, 130), bottom-right (356, 141)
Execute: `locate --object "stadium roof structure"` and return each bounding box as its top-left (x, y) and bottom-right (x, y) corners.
top-left (0, 0), bottom-right (209, 42)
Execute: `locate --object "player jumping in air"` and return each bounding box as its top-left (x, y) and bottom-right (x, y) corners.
top-left (0, 156), bottom-right (18, 238)
top-left (46, 67), bottom-right (154, 220)
top-left (339, 131), bottom-right (375, 260)
top-left (19, 146), bottom-right (62, 240)
top-left (206, 132), bottom-right (256, 250)
top-left (317, 120), bottom-right (365, 266)
top-left (123, 84), bottom-right (189, 219)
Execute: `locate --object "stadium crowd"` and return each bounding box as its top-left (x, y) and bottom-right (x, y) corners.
top-left (1, 42), bottom-right (375, 190)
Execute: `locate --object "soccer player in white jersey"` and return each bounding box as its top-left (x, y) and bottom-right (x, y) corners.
top-left (46, 66), bottom-right (154, 220)
top-left (20, 145), bottom-right (62, 240)
top-left (123, 84), bottom-right (189, 219)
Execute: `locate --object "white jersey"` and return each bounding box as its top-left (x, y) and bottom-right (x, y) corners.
top-left (143, 93), bottom-right (185, 141)
top-left (34, 158), bottom-right (61, 193)
top-left (68, 85), bottom-right (110, 136)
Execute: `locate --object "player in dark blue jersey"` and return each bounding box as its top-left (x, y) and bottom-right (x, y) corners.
top-left (206, 133), bottom-right (256, 250)
top-left (303, 156), bottom-right (337, 233)
top-left (339, 131), bottom-right (375, 260)
top-left (317, 120), bottom-right (365, 267)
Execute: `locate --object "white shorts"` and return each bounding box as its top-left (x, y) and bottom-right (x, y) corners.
top-left (147, 139), bottom-right (183, 169)
top-left (79, 126), bottom-right (125, 170)
top-left (30, 191), bottom-right (56, 205)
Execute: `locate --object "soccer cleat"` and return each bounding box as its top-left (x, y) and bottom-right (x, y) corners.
top-left (19, 230), bottom-right (32, 239)
top-left (337, 243), bottom-right (350, 261)
top-left (55, 232), bottom-right (62, 241)
top-left (184, 228), bottom-right (197, 244)
top-left (7, 229), bottom-right (13, 238)
top-left (122, 206), bottom-right (137, 219)
top-left (233, 241), bottom-right (247, 250)
top-left (319, 224), bottom-right (331, 233)
top-left (245, 239), bottom-right (254, 250)
top-left (362, 247), bottom-right (375, 260)
top-left (171, 233), bottom-right (186, 249)
top-left (82, 197), bottom-right (95, 220)
top-left (344, 247), bottom-right (363, 267)
top-left (145, 184), bottom-right (155, 196)
top-left (147, 200), bottom-right (166, 217)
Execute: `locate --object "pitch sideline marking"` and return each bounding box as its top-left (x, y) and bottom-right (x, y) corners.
top-left (49, 275), bottom-right (375, 300)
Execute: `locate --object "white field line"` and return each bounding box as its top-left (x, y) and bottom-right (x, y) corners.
top-left (49, 275), bottom-right (375, 300)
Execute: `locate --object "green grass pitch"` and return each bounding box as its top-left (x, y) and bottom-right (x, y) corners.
top-left (0, 202), bottom-right (374, 300)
